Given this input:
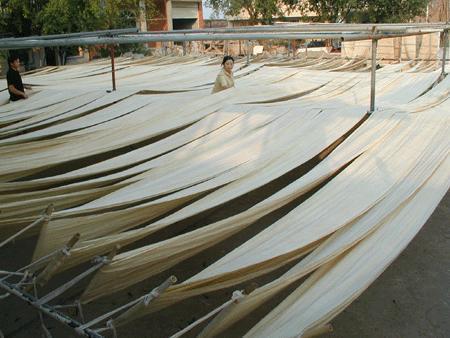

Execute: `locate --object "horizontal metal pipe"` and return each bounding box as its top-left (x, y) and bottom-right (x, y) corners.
top-left (138, 23), bottom-right (450, 35)
top-left (0, 28), bottom-right (139, 42)
top-left (0, 30), bottom-right (443, 50)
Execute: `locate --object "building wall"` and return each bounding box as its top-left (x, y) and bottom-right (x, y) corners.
top-left (342, 1), bottom-right (449, 61)
top-left (423, 0), bottom-right (449, 22)
top-left (342, 33), bottom-right (442, 61)
top-left (148, 0), bottom-right (203, 30)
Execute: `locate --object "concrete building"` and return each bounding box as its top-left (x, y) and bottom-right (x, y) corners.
top-left (147, 0), bottom-right (204, 31)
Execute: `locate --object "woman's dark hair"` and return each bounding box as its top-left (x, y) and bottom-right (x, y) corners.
top-left (8, 55), bottom-right (19, 67)
top-left (221, 55), bottom-right (234, 65)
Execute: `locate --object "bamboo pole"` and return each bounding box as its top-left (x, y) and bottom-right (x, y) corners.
top-left (31, 233), bottom-right (80, 288)
top-left (74, 275), bottom-right (177, 334)
top-left (303, 323), bottom-right (333, 337)
top-left (0, 204), bottom-right (54, 249)
top-left (109, 275), bottom-right (177, 328)
top-left (35, 246), bottom-right (119, 306)
top-left (171, 290), bottom-right (245, 338)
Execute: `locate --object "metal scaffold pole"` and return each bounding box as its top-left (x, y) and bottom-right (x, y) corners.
top-left (110, 45), bottom-right (116, 91)
top-left (441, 29), bottom-right (448, 77)
top-left (369, 38), bottom-right (378, 114)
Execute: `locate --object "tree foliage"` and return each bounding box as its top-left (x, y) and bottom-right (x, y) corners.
top-left (206, 0), bottom-right (301, 24)
top-left (0, 0), bottom-right (158, 37)
top-left (207, 0), bottom-right (430, 24)
top-left (0, 0), bottom-right (47, 36)
top-left (302, 0), bottom-right (429, 23)
top-left (100, 0), bottom-right (158, 29)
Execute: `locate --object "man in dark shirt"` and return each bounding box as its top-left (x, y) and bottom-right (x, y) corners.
top-left (6, 55), bottom-right (27, 101)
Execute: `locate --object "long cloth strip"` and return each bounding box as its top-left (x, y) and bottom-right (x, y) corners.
top-left (35, 106), bottom-right (367, 265)
top-left (80, 105), bottom-right (448, 310)
top-left (0, 110), bottom-right (247, 193)
top-left (31, 104), bottom-right (360, 255)
top-left (77, 107), bottom-right (401, 302)
top-left (199, 124), bottom-right (450, 336)
top-left (0, 59), bottom-right (448, 336)
top-left (0, 79), bottom-right (332, 181)
top-left (0, 92), bottom-right (149, 144)
top-left (245, 154), bottom-right (450, 338)
top-left (187, 108), bottom-right (448, 283)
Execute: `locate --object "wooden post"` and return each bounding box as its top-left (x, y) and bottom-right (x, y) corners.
top-left (110, 45), bottom-right (116, 91)
top-left (0, 205), bottom-right (54, 249)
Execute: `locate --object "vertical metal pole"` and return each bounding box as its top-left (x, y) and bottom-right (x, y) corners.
top-left (441, 29), bottom-right (448, 77)
top-left (246, 40), bottom-right (250, 65)
top-left (293, 40), bottom-right (297, 59)
top-left (56, 46), bottom-right (61, 66)
top-left (183, 41), bottom-right (187, 56)
top-left (369, 38), bottom-right (378, 114)
top-left (305, 41), bottom-right (307, 60)
top-left (110, 45), bottom-right (116, 91)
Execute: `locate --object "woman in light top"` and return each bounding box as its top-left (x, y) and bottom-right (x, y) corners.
top-left (212, 55), bottom-right (235, 94)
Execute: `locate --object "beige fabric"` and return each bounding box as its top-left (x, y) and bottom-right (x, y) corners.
top-left (1, 58), bottom-right (449, 336)
top-left (81, 101), bottom-right (449, 314)
top-left (211, 69), bottom-right (234, 94)
top-left (201, 116), bottom-right (450, 337)
top-left (245, 154), bottom-right (450, 337)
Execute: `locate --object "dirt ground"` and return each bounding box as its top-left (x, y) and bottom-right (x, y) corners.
top-left (0, 188), bottom-right (448, 338)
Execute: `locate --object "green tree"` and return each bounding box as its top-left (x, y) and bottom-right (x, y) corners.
top-left (206, 0), bottom-right (429, 24)
top-left (100, 0), bottom-right (158, 29)
top-left (0, 0), bottom-right (48, 37)
top-left (0, 0), bottom-right (158, 37)
top-left (206, 0), bottom-right (301, 24)
top-left (360, 0), bottom-right (429, 23)
top-left (301, 0), bottom-right (359, 23)
top-left (302, 0), bottom-right (429, 23)
top-left (38, 0), bottom-right (106, 34)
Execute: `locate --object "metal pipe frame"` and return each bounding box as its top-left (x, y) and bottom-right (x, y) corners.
top-left (110, 45), bottom-right (117, 91)
top-left (0, 32), bottom-right (440, 50)
top-left (441, 29), bottom-right (448, 76)
top-left (0, 23), bottom-right (450, 49)
top-left (0, 280), bottom-right (103, 338)
top-left (1, 23), bottom-right (445, 44)
top-left (0, 28), bottom-right (138, 42)
top-left (132, 22), bottom-right (450, 35)
top-left (370, 38), bottom-right (378, 113)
